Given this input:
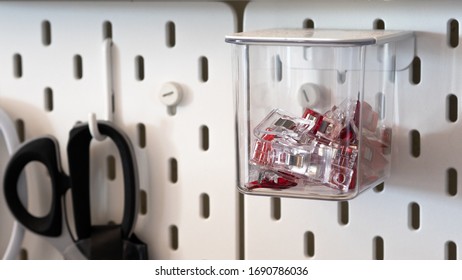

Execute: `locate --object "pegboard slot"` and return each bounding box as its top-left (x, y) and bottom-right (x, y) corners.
top-left (410, 56), bottom-right (421, 85)
top-left (103, 21), bottom-right (112, 40)
top-left (446, 168), bottom-right (457, 196)
top-left (200, 125), bottom-right (209, 151)
top-left (169, 158), bottom-right (178, 183)
top-left (73, 54), bottom-right (83, 79)
top-left (135, 55), bottom-right (145, 81)
top-left (107, 155), bottom-right (116, 181)
top-left (137, 123), bottom-right (146, 148)
top-left (410, 130), bottom-right (421, 158)
top-left (166, 21), bottom-right (176, 48)
top-left (199, 56), bottom-right (209, 82)
top-left (304, 231), bottom-right (315, 258)
top-left (140, 190), bottom-right (147, 215)
top-left (15, 119), bottom-right (25, 143)
top-left (376, 92), bottom-right (385, 120)
top-left (274, 55), bottom-right (282, 82)
top-left (200, 193), bottom-right (210, 219)
top-left (374, 182), bottom-right (384, 193)
top-left (446, 241), bottom-right (457, 260)
top-left (373, 19), bottom-right (385, 30)
top-left (44, 87), bottom-right (53, 112)
top-left (19, 248), bottom-right (28, 260)
top-left (271, 197), bottom-right (281, 220)
top-left (373, 236), bottom-right (384, 260)
top-left (170, 225), bottom-right (179, 250)
top-left (13, 53), bottom-right (22, 78)
top-left (448, 19), bottom-right (459, 48)
top-left (337, 70), bottom-right (346, 84)
top-left (42, 20), bottom-right (51, 46)
top-left (409, 202), bottom-right (420, 230)
top-left (338, 201), bottom-right (349, 225)
top-left (303, 18), bottom-right (314, 29)
top-left (447, 94), bottom-right (458, 122)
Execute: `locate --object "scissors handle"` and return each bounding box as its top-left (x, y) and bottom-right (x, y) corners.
top-left (4, 137), bottom-right (69, 237)
top-left (68, 121), bottom-right (138, 240)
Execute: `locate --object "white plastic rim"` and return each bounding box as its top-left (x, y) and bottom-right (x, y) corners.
top-left (0, 107), bottom-right (27, 260)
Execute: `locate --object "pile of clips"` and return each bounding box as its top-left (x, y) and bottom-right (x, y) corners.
top-left (248, 99), bottom-right (391, 192)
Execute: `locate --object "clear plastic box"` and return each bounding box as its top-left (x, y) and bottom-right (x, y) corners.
top-left (226, 29), bottom-right (415, 200)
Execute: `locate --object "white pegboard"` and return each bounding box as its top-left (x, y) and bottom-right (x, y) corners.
top-left (0, 1), bottom-right (238, 259)
top-left (1, 0), bottom-right (462, 261)
top-left (243, 0), bottom-right (462, 260)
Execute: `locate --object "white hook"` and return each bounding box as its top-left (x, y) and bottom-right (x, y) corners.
top-left (89, 38), bottom-right (114, 141)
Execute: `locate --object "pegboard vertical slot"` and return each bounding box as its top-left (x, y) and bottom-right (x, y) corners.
top-left (166, 21), bottom-right (176, 48)
top-left (338, 201), bottom-right (349, 225)
top-left (410, 130), bottom-right (421, 158)
top-left (271, 197), bottom-right (281, 221)
top-left (107, 155), bottom-right (116, 181)
top-left (274, 55), bottom-right (282, 82)
top-left (373, 19), bottom-right (385, 30)
top-left (15, 119), bottom-right (25, 143)
top-left (304, 231), bottom-right (315, 258)
top-left (169, 158), bottom-right (178, 183)
top-left (13, 54), bottom-right (23, 78)
top-left (200, 193), bottom-right (210, 219)
top-left (19, 248), bottom-right (28, 260)
top-left (42, 20), bottom-right (51, 46)
top-left (446, 168), bottom-right (457, 196)
top-left (44, 87), bottom-right (53, 112)
top-left (446, 241), bottom-right (457, 260)
top-left (373, 236), bottom-right (384, 260)
top-left (410, 56), bottom-right (421, 85)
top-left (137, 123), bottom-right (146, 148)
top-left (140, 190), bottom-right (147, 215)
top-left (447, 94), bottom-right (458, 122)
top-left (448, 19), bottom-right (459, 48)
top-left (169, 225), bottom-right (179, 250)
top-left (73, 54), bottom-right (83, 80)
top-left (199, 56), bottom-right (209, 82)
top-left (409, 202), bottom-right (420, 230)
top-left (200, 125), bottom-right (209, 151)
top-left (303, 18), bottom-right (314, 29)
top-left (135, 55), bottom-right (145, 81)
top-left (103, 21), bottom-right (112, 40)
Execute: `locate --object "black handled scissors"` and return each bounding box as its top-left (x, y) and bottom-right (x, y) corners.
top-left (4, 121), bottom-right (148, 259)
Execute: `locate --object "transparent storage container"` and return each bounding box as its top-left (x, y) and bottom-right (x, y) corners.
top-left (226, 29), bottom-right (415, 200)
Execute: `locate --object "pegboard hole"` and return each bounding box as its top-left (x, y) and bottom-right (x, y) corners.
top-left (170, 225), bottom-right (179, 250)
top-left (166, 21), bottom-right (176, 48)
top-left (137, 123), bottom-right (146, 148)
top-left (338, 201), bottom-right (349, 225)
top-left (448, 19), bottom-right (459, 48)
top-left (304, 231), bottom-right (315, 258)
top-left (447, 168), bottom-right (457, 196)
top-left (200, 125), bottom-right (209, 151)
top-left (15, 119), bottom-right (25, 143)
top-left (271, 197), bottom-right (281, 221)
top-left (373, 19), bottom-right (385, 30)
top-left (446, 241), bottom-right (457, 260)
top-left (13, 54), bottom-right (22, 78)
top-left (73, 54), bottom-right (83, 79)
top-left (410, 130), bottom-right (421, 158)
top-left (274, 55), bottom-right (282, 82)
top-left (103, 21), bottom-right (112, 39)
top-left (169, 158), bottom-right (178, 183)
top-left (44, 87), bottom-right (53, 112)
top-left (42, 20), bottom-right (51, 46)
top-left (409, 202), bottom-right (420, 230)
top-left (140, 190), bottom-right (147, 215)
top-left (303, 18), bottom-right (314, 29)
top-left (135, 55), bottom-right (145, 81)
top-left (200, 193), bottom-right (210, 219)
top-left (374, 182), bottom-right (385, 193)
top-left (19, 248), bottom-right (28, 260)
top-left (447, 94), bottom-right (458, 123)
top-left (337, 70), bottom-right (346, 84)
top-left (107, 155), bottom-right (116, 181)
top-left (373, 236), bottom-right (384, 260)
top-left (410, 56), bottom-right (421, 85)
top-left (199, 56), bottom-right (209, 82)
